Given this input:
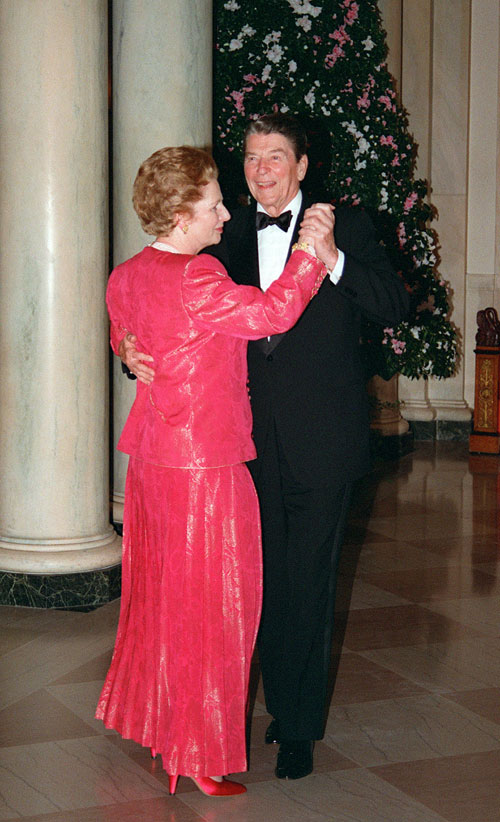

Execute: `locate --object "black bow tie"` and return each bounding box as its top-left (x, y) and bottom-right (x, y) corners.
top-left (256, 210), bottom-right (292, 232)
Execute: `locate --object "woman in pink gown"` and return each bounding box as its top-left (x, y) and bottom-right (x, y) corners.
top-left (96, 146), bottom-right (326, 796)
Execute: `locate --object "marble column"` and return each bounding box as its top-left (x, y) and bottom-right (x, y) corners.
top-left (394, 0), bottom-right (473, 439)
top-left (465, 0), bottom-right (500, 406)
top-left (0, 0), bottom-right (121, 607)
top-left (111, 0), bottom-right (213, 521)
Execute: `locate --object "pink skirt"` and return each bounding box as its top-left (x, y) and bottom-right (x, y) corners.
top-left (96, 457), bottom-right (262, 777)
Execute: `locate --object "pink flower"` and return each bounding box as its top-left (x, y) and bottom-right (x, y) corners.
top-left (325, 45), bottom-right (345, 67)
top-left (396, 223), bottom-right (407, 247)
top-left (378, 95), bottom-right (392, 111)
top-left (230, 90), bottom-right (245, 113)
top-left (313, 35), bottom-right (322, 44)
top-left (357, 91), bottom-right (370, 110)
top-left (391, 338), bottom-right (406, 354)
top-left (380, 135), bottom-right (398, 150)
top-left (330, 25), bottom-right (352, 47)
top-left (403, 192), bottom-right (418, 213)
top-left (243, 73), bottom-right (258, 83)
top-left (391, 156), bottom-right (400, 166)
top-left (346, 3), bottom-right (359, 23)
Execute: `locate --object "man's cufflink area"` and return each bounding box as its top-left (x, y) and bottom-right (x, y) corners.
top-left (121, 361), bottom-right (137, 380)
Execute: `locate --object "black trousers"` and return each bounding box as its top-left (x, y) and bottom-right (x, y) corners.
top-left (249, 422), bottom-right (352, 741)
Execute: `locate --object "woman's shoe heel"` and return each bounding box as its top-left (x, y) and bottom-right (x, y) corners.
top-left (169, 774), bottom-right (179, 795)
top-left (150, 747), bottom-right (158, 759)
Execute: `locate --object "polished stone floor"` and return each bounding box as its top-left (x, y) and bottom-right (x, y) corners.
top-left (1, 441), bottom-right (499, 821)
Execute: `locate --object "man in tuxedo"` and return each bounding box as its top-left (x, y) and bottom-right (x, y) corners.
top-left (121, 114), bottom-right (409, 779)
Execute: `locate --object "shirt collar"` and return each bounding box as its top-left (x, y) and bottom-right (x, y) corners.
top-left (256, 189), bottom-right (302, 222)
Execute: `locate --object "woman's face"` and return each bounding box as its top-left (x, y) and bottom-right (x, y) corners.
top-left (185, 179), bottom-right (230, 252)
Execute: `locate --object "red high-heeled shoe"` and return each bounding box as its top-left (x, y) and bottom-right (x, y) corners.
top-left (150, 748), bottom-right (158, 760)
top-left (168, 774), bottom-right (246, 797)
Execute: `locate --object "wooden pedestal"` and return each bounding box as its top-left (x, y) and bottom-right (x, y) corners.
top-left (469, 346), bottom-right (500, 454)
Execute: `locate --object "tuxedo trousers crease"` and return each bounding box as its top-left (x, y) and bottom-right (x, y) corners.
top-left (96, 458), bottom-right (262, 777)
top-left (251, 422), bottom-right (352, 740)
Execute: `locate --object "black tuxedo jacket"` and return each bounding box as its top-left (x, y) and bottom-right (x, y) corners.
top-left (206, 195), bottom-right (409, 487)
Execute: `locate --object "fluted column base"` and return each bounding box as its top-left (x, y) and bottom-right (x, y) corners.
top-left (0, 529), bottom-right (122, 575)
top-left (0, 529), bottom-right (122, 610)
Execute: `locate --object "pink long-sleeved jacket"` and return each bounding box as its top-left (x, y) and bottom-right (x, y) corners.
top-left (108, 247), bottom-right (325, 468)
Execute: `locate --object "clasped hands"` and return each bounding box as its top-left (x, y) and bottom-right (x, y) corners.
top-left (297, 203), bottom-right (338, 272)
top-left (119, 202), bottom-right (337, 385)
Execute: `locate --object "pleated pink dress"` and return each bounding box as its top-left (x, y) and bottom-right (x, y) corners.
top-left (96, 245), bottom-right (325, 777)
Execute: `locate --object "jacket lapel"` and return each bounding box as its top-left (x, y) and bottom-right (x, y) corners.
top-left (239, 204), bottom-right (261, 288)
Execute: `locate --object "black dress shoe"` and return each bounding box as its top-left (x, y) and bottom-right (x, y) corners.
top-left (265, 718), bottom-right (281, 745)
top-left (275, 740), bottom-right (314, 780)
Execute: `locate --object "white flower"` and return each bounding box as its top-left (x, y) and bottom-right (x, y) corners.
top-left (411, 327), bottom-right (420, 339)
top-left (229, 38), bottom-right (243, 51)
top-left (355, 159), bottom-right (367, 171)
top-left (321, 107), bottom-right (331, 116)
top-left (304, 88), bottom-right (316, 108)
top-left (224, 0), bottom-right (240, 9)
top-left (342, 120), bottom-right (359, 137)
top-left (267, 44), bottom-right (284, 63)
top-left (264, 30), bottom-right (282, 45)
top-left (297, 15), bottom-right (312, 31)
top-left (261, 64), bottom-right (272, 81)
top-left (280, 104), bottom-right (290, 112)
top-left (287, 0), bottom-right (322, 16)
top-left (288, 60), bottom-right (297, 73)
top-left (357, 137), bottom-right (370, 154)
top-left (241, 25), bottom-right (256, 37)
top-left (362, 36), bottom-right (375, 51)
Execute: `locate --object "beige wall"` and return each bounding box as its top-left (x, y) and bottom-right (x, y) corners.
top-left (379, 0), bottom-right (500, 421)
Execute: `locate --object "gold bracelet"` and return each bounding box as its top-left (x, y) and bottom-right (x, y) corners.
top-left (292, 241), bottom-right (316, 256)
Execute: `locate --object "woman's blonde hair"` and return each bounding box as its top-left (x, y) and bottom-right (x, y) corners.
top-left (132, 146), bottom-right (218, 236)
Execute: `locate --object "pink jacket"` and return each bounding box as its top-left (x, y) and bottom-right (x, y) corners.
top-left (108, 247), bottom-right (325, 468)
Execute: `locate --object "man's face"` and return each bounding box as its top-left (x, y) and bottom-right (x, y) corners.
top-left (243, 133), bottom-right (308, 217)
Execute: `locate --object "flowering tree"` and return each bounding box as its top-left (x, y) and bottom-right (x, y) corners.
top-left (214, 0), bottom-right (458, 380)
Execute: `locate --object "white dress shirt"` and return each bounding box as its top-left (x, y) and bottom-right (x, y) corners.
top-left (256, 190), bottom-right (345, 292)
